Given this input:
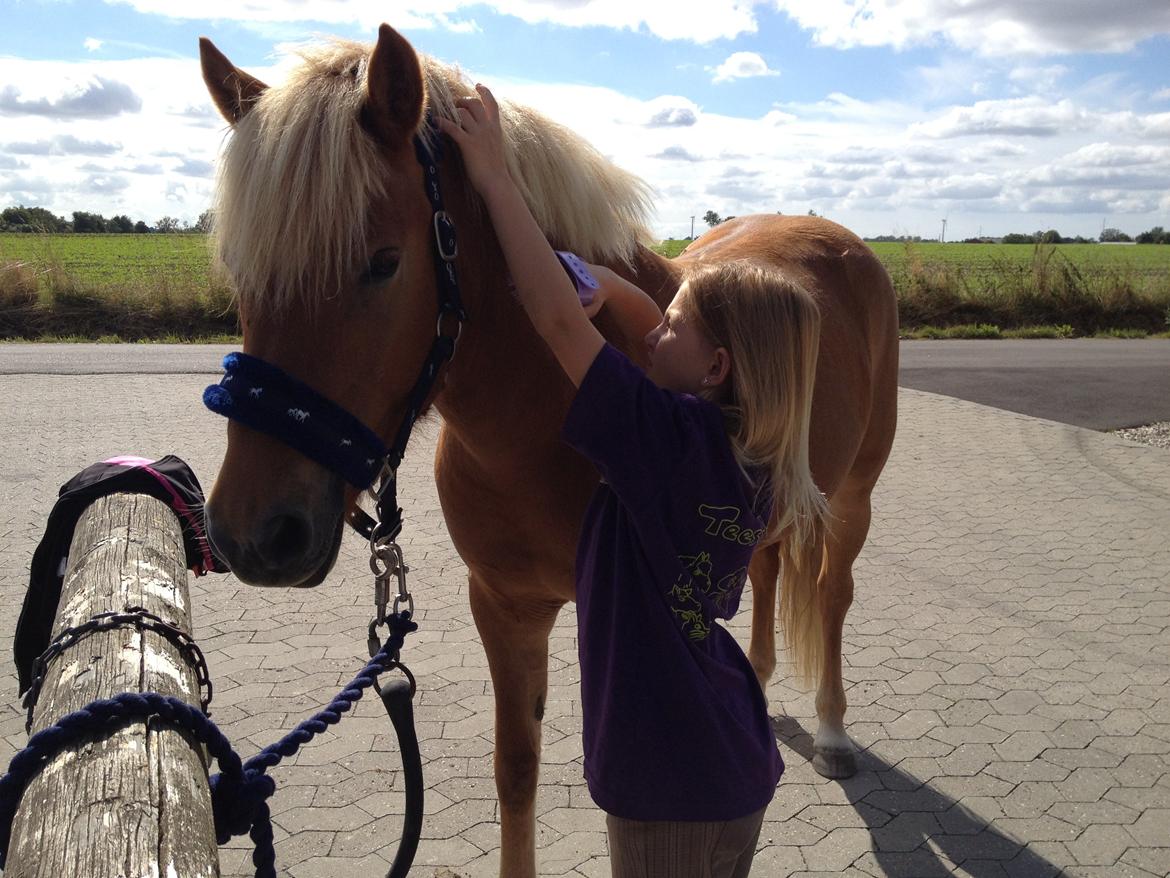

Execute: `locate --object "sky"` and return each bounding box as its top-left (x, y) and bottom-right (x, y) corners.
top-left (1, 1), bottom-right (1168, 242)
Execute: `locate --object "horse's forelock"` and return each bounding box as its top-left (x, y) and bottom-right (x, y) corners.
top-left (212, 38), bottom-right (654, 315)
top-left (212, 40), bottom-right (386, 314)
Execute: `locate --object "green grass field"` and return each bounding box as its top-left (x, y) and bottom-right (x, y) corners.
top-left (3, 232), bottom-right (1169, 340)
top-left (0, 233), bottom-right (234, 340)
top-left (868, 241), bottom-right (1170, 291)
top-left (657, 237), bottom-right (1170, 336)
top-left (0, 233), bottom-right (215, 290)
top-left (657, 239), bottom-right (1170, 285)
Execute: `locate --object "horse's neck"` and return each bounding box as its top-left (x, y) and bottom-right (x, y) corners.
top-left (627, 244), bottom-right (684, 310)
top-left (435, 243), bottom-right (680, 452)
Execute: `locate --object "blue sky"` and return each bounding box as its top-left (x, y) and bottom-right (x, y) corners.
top-left (2, 1), bottom-right (1169, 240)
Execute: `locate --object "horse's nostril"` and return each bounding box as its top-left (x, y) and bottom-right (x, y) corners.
top-left (205, 510), bottom-right (237, 562)
top-left (258, 511), bottom-right (313, 562)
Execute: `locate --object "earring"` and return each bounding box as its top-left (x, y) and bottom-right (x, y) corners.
top-left (701, 377), bottom-right (710, 386)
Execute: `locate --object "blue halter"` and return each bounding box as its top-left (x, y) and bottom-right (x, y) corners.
top-left (204, 127), bottom-right (465, 538)
top-left (203, 352), bottom-right (391, 490)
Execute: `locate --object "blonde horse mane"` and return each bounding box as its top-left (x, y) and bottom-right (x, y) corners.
top-left (212, 38), bottom-right (655, 311)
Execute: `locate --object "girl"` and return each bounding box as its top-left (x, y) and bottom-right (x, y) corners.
top-left (439, 85), bottom-right (827, 878)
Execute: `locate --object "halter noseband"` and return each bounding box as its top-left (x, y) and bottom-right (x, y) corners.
top-left (203, 125), bottom-right (466, 542)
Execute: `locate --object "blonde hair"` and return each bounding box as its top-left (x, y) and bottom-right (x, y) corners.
top-left (212, 38), bottom-right (654, 313)
top-left (683, 262), bottom-right (829, 681)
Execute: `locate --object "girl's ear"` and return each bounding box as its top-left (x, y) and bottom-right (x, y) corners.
top-left (706, 347), bottom-right (732, 389)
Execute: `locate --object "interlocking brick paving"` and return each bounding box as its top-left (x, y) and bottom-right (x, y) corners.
top-left (1, 373), bottom-right (1167, 877)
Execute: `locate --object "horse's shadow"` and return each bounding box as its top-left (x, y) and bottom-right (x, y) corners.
top-left (772, 717), bottom-right (1062, 878)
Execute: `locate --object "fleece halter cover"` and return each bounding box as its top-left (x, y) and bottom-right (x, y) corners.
top-left (203, 352), bottom-right (389, 490)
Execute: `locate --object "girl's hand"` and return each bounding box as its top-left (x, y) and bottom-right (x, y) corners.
top-left (582, 283), bottom-right (609, 319)
top-left (581, 263), bottom-right (615, 319)
top-left (436, 84), bottom-right (510, 199)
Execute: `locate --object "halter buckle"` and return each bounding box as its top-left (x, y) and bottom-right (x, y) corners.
top-left (433, 210), bottom-right (457, 262)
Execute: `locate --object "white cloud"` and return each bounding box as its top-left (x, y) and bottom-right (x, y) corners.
top-left (961, 139), bottom-right (1029, 161)
top-left (0, 76), bottom-right (142, 118)
top-left (911, 57), bottom-right (991, 102)
top-left (81, 173), bottom-right (131, 194)
top-left (911, 98), bottom-right (1095, 138)
top-left (84, 38), bottom-right (103, 52)
top-left (1064, 142), bottom-right (1170, 167)
top-left (809, 163), bottom-right (872, 181)
top-left (103, 0), bottom-right (1170, 53)
top-left (653, 146), bottom-right (703, 162)
top-left (0, 56), bottom-right (233, 223)
top-left (772, 0), bottom-right (1170, 56)
top-left (645, 97), bottom-right (701, 128)
top-left (825, 147), bottom-right (888, 165)
top-left (2, 34), bottom-right (1166, 242)
top-left (1008, 64), bottom-right (1069, 94)
top-left (711, 52), bottom-right (779, 83)
top-left (761, 109), bottom-right (796, 125)
top-left (176, 158), bottom-right (215, 177)
top-left (106, 0), bottom-right (760, 43)
top-left (931, 174), bottom-right (1002, 200)
top-left (1136, 112), bottom-right (1170, 138)
top-left (1155, 87), bottom-right (1170, 101)
top-left (5, 135), bottom-right (121, 156)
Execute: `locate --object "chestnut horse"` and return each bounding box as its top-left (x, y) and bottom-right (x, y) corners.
top-left (200, 24), bottom-right (897, 878)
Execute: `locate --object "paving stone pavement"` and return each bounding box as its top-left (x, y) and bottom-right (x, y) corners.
top-left (1, 374), bottom-right (1168, 878)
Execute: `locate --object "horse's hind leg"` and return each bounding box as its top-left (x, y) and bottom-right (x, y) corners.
top-left (812, 480), bottom-right (873, 778)
top-left (469, 570), bottom-right (560, 878)
top-left (747, 545), bottom-right (780, 690)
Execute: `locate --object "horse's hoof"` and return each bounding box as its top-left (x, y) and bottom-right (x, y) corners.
top-left (812, 746), bottom-right (857, 779)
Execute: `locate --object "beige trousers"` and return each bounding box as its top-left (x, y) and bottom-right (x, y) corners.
top-left (605, 807), bottom-right (767, 878)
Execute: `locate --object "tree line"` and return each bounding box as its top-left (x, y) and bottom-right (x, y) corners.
top-left (997, 227), bottom-right (1169, 244)
top-left (702, 211), bottom-right (1168, 245)
top-left (1, 205), bottom-right (214, 234)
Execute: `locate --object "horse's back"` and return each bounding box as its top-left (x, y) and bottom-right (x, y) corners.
top-left (678, 214), bottom-right (899, 496)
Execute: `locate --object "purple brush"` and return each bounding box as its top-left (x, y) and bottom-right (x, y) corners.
top-left (555, 250), bottom-right (600, 305)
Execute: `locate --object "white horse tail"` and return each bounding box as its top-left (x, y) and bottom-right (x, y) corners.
top-left (778, 514), bottom-right (827, 687)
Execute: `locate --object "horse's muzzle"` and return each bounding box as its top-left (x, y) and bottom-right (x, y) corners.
top-left (207, 500), bottom-right (344, 588)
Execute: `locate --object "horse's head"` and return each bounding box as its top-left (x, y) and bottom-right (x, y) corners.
top-left (200, 26), bottom-right (460, 586)
top-left (200, 24), bottom-right (657, 587)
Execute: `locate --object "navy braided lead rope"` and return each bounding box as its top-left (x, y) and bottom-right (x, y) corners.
top-left (0, 612), bottom-right (417, 878)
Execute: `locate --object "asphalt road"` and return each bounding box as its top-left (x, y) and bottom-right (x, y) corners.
top-left (1, 339), bottom-right (1167, 431)
top-left (897, 339), bottom-right (1170, 430)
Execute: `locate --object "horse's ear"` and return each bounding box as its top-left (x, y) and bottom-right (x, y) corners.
top-left (199, 37), bottom-right (268, 125)
top-left (362, 24), bottom-right (425, 147)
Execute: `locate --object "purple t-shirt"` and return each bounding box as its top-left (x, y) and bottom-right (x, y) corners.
top-left (562, 344), bottom-right (783, 821)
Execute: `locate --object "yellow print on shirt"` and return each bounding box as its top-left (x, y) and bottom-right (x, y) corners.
top-left (670, 552), bottom-right (713, 641)
top-left (670, 553), bottom-right (749, 640)
top-left (697, 504), bottom-right (765, 547)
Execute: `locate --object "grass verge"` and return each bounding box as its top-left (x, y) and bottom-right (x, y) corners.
top-left (2, 235), bottom-right (1168, 340)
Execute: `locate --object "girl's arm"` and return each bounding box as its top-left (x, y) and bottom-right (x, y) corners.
top-left (584, 264), bottom-right (664, 341)
top-left (438, 86), bottom-right (604, 387)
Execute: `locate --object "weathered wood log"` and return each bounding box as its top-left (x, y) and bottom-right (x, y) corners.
top-left (7, 493), bottom-right (219, 877)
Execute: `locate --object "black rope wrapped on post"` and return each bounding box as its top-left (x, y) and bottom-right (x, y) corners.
top-left (0, 613), bottom-right (419, 878)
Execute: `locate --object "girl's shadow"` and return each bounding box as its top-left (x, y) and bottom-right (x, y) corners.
top-left (773, 716), bottom-right (1063, 877)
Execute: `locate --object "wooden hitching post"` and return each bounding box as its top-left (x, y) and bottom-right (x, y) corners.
top-left (6, 493), bottom-right (219, 877)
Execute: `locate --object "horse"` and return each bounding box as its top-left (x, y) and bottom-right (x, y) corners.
top-left (199, 24), bottom-right (898, 878)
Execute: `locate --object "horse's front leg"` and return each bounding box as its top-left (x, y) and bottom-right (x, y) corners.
top-left (469, 569), bottom-right (561, 878)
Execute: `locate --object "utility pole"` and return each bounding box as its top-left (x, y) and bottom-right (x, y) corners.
top-left (690, 215), bottom-right (695, 239)
top-left (940, 218), bottom-right (947, 243)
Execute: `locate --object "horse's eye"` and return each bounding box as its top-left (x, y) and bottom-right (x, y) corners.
top-left (362, 248), bottom-right (400, 284)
